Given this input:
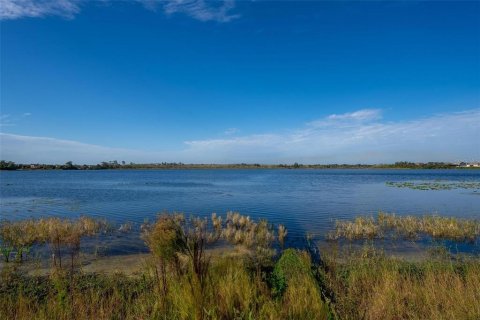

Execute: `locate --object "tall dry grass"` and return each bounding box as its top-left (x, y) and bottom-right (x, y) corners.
top-left (0, 250), bottom-right (331, 320)
top-left (319, 245), bottom-right (480, 320)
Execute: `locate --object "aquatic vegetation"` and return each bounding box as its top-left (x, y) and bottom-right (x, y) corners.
top-left (0, 219), bottom-right (39, 262)
top-left (327, 216), bottom-right (382, 241)
top-left (386, 180), bottom-right (480, 191)
top-left (378, 212), bottom-right (480, 242)
top-left (0, 217), bottom-right (108, 270)
top-left (328, 212), bottom-right (480, 242)
top-left (37, 216), bottom-right (108, 271)
top-left (278, 224), bottom-right (288, 250)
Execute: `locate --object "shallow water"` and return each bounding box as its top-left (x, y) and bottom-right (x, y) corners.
top-left (1, 169), bottom-right (479, 253)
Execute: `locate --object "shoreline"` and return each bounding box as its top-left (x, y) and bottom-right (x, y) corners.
top-left (3, 167), bottom-right (479, 171)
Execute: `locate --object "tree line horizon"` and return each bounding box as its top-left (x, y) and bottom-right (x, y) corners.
top-left (1, 160), bottom-right (476, 171)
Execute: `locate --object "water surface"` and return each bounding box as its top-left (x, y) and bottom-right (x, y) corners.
top-left (1, 169), bottom-right (479, 253)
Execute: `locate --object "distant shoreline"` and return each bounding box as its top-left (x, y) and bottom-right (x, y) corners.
top-left (1, 160), bottom-right (479, 171)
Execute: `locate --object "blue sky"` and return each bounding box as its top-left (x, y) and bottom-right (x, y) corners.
top-left (1, 0), bottom-right (479, 164)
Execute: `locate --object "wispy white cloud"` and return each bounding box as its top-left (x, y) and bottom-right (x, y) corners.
top-left (0, 114), bottom-right (14, 127)
top-left (161, 0), bottom-right (239, 22)
top-left (0, 0), bottom-right (239, 22)
top-left (307, 108), bottom-right (382, 129)
top-left (224, 127), bottom-right (239, 135)
top-left (184, 109), bottom-right (480, 163)
top-left (0, 133), bottom-right (173, 164)
top-left (327, 108), bottom-right (382, 122)
top-left (0, 113), bottom-right (32, 127)
top-left (1, 109), bottom-right (479, 164)
top-left (0, 0), bottom-right (80, 20)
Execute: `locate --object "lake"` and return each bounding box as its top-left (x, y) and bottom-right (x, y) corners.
top-left (1, 169), bottom-right (479, 254)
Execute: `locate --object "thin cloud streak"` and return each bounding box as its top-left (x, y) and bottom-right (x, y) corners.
top-left (0, 0), bottom-right (239, 22)
top-left (327, 108), bottom-right (382, 122)
top-left (160, 0), bottom-right (239, 22)
top-left (0, 0), bottom-right (80, 20)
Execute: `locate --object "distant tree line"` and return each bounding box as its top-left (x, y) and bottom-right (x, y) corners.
top-left (0, 160), bottom-right (466, 171)
top-left (380, 161), bottom-right (458, 169)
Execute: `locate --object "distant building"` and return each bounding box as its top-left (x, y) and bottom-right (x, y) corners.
top-left (459, 162), bottom-right (480, 168)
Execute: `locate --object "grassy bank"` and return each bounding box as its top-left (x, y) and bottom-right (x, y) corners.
top-left (320, 245), bottom-right (480, 319)
top-left (0, 250), bottom-right (330, 320)
top-left (1, 213), bottom-right (479, 319)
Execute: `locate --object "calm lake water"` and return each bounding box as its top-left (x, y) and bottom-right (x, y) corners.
top-left (1, 169), bottom-right (479, 253)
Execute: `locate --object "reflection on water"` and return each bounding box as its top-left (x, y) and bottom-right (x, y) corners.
top-left (1, 169), bottom-right (479, 254)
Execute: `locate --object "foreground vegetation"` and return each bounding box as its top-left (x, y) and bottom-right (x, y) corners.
top-left (1, 213), bottom-right (479, 319)
top-left (320, 245), bottom-right (480, 320)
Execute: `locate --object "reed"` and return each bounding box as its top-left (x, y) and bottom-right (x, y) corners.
top-left (222, 212), bottom-right (277, 281)
top-left (327, 216), bottom-right (382, 240)
top-left (328, 212), bottom-right (480, 242)
top-left (0, 219), bottom-right (38, 262)
top-left (0, 217), bottom-right (107, 271)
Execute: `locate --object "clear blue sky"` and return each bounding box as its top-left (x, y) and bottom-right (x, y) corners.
top-left (1, 1), bottom-right (479, 164)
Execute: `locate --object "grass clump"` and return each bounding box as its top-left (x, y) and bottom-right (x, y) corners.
top-left (328, 212), bottom-right (480, 242)
top-left (327, 216), bottom-right (382, 241)
top-left (0, 217), bottom-right (107, 271)
top-left (271, 249), bottom-right (330, 319)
